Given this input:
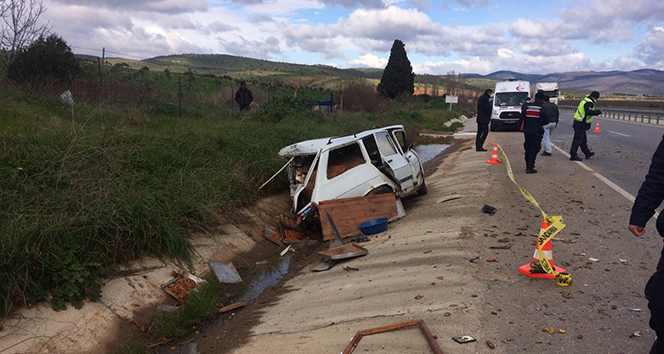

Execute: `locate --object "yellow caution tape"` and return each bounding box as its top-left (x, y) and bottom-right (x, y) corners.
top-left (495, 144), bottom-right (572, 285)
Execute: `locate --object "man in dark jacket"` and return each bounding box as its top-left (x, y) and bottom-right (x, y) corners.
top-left (570, 91), bottom-right (602, 161)
top-left (629, 136), bottom-right (664, 354)
top-left (235, 81), bottom-right (253, 111)
top-left (476, 89), bottom-right (493, 151)
top-left (518, 91), bottom-right (550, 174)
top-left (541, 95), bottom-right (559, 156)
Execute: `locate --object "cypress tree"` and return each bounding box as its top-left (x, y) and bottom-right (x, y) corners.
top-left (377, 39), bottom-right (414, 99)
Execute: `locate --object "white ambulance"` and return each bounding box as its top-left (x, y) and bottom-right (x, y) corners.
top-left (490, 80), bottom-right (530, 131)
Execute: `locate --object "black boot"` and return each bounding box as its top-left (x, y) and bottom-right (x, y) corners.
top-left (570, 155), bottom-right (582, 161)
top-left (526, 164), bottom-right (537, 174)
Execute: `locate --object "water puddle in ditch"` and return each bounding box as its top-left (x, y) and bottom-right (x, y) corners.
top-left (415, 144), bottom-right (451, 164)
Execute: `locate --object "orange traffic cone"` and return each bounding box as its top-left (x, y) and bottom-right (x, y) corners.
top-left (593, 122), bottom-right (601, 133)
top-left (518, 220), bottom-right (567, 279)
top-left (487, 144), bottom-right (501, 165)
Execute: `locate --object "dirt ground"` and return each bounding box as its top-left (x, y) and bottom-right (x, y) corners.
top-left (193, 121), bottom-right (659, 354)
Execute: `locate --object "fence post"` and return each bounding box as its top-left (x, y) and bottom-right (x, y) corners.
top-left (178, 76), bottom-right (182, 117)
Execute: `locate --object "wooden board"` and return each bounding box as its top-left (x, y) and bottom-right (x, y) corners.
top-left (319, 194), bottom-right (398, 241)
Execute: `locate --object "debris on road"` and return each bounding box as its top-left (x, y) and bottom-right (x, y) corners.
top-left (486, 340), bottom-right (495, 349)
top-left (318, 243), bottom-right (368, 262)
top-left (219, 302), bottom-right (246, 314)
top-left (264, 226), bottom-right (283, 246)
top-left (415, 295), bottom-right (424, 300)
top-left (342, 319), bottom-right (443, 354)
top-left (157, 304), bottom-right (179, 313)
top-left (543, 327), bottom-right (555, 334)
top-left (588, 257), bottom-right (600, 262)
top-left (343, 266), bottom-right (359, 272)
top-left (561, 291), bottom-right (573, 299)
top-left (612, 305), bottom-right (618, 310)
top-left (619, 258), bottom-right (630, 265)
top-left (559, 329), bottom-right (567, 334)
top-left (489, 245), bottom-right (511, 250)
top-left (628, 308), bottom-right (643, 312)
top-left (437, 194), bottom-right (463, 204)
top-left (469, 256), bottom-right (481, 263)
top-left (482, 204), bottom-right (498, 214)
top-left (486, 258), bottom-right (499, 262)
top-left (452, 335), bottom-right (476, 344)
top-left (631, 331), bottom-right (642, 338)
top-left (209, 261), bottom-right (243, 284)
top-left (577, 335), bottom-right (584, 340)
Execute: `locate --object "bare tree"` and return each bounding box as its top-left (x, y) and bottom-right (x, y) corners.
top-left (0, 0), bottom-right (49, 83)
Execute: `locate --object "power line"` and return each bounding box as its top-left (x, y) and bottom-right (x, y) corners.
top-left (70, 46), bottom-right (147, 60)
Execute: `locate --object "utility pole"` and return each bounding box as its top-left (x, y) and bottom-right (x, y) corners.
top-left (178, 76), bottom-right (182, 117)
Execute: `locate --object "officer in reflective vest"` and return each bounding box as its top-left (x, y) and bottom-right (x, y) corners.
top-left (570, 91), bottom-right (603, 161)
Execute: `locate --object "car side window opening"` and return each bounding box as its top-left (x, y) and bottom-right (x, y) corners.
top-left (362, 136), bottom-right (382, 168)
top-left (393, 130), bottom-right (407, 153)
top-left (326, 143), bottom-right (366, 179)
top-left (375, 132), bottom-right (398, 157)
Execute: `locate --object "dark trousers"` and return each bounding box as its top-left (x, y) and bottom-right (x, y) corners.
top-left (570, 127), bottom-right (591, 157)
top-left (647, 244), bottom-right (664, 354)
top-left (239, 104), bottom-right (250, 111)
top-left (523, 131), bottom-right (542, 166)
top-left (476, 123), bottom-right (489, 150)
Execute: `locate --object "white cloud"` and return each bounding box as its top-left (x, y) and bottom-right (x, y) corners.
top-left (219, 36), bottom-right (283, 59)
top-left (48, 0), bottom-right (207, 14)
top-left (207, 21), bottom-right (240, 33)
top-left (349, 53), bottom-right (388, 68)
top-left (636, 27), bottom-right (664, 69)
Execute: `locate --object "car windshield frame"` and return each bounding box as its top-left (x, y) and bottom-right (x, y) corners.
top-left (494, 92), bottom-right (529, 107)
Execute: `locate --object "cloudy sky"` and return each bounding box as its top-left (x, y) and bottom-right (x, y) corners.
top-left (40, 0), bottom-right (664, 75)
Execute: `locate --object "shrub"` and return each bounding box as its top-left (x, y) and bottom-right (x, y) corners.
top-left (7, 34), bottom-right (80, 83)
top-left (341, 80), bottom-right (382, 112)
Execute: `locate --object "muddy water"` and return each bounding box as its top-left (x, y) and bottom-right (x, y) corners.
top-left (415, 144), bottom-right (451, 164)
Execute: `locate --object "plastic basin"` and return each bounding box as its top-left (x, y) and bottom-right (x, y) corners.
top-left (358, 217), bottom-right (389, 235)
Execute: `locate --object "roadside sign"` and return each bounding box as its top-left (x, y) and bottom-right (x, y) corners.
top-left (445, 95), bottom-right (458, 110)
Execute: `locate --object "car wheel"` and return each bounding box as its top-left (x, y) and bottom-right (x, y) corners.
top-left (417, 180), bottom-right (428, 196)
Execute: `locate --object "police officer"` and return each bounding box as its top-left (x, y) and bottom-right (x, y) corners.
top-left (519, 91), bottom-right (550, 174)
top-left (629, 136), bottom-right (664, 354)
top-left (570, 91), bottom-right (602, 161)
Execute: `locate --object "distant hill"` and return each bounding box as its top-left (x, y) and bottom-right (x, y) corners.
top-left (463, 69), bottom-right (664, 96)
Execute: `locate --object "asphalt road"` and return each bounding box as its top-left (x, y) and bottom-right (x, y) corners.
top-left (550, 114), bottom-right (664, 197)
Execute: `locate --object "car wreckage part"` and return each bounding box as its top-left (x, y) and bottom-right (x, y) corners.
top-left (341, 319), bottom-right (443, 354)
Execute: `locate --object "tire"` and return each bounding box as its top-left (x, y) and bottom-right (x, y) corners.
top-left (417, 180), bottom-right (428, 196)
top-left (490, 123), bottom-right (497, 132)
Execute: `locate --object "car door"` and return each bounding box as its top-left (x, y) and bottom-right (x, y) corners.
top-left (374, 130), bottom-right (414, 191)
top-left (390, 128), bottom-right (424, 186)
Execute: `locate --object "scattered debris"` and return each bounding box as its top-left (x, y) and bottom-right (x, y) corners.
top-left (612, 305), bottom-right (618, 310)
top-left (264, 226), bottom-right (283, 246)
top-left (319, 243), bottom-right (369, 262)
top-left (482, 205), bottom-right (498, 214)
top-left (342, 319), bottom-right (443, 354)
top-left (162, 272), bottom-right (207, 302)
top-left (486, 340), bottom-right (495, 349)
top-left (577, 335), bottom-right (583, 340)
top-left (543, 327), bottom-right (555, 334)
top-left (489, 245), bottom-right (511, 250)
top-left (219, 302), bottom-right (246, 314)
top-left (209, 261), bottom-right (243, 284)
top-left (619, 258), bottom-right (630, 265)
top-left (630, 331), bottom-right (642, 338)
top-left (559, 329), bottom-right (567, 334)
top-left (452, 336), bottom-right (476, 344)
top-left (469, 256), bottom-right (481, 263)
top-left (444, 312), bottom-right (451, 317)
top-left (415, 295), bottom-right (424, 300)
top-left (280, 245), bottom-right (293, 257)
top-left (157, 304), bottom-right (179, 313)
top-left (437, 194), bottom-right (463, 204)
top-left (350, 236), bottom-right (370, 243)
top-left (628, 308), bottom-right (642, 312)
top-left (254, 260), bottom-right (268, 266)
top-left (343, 266), bottom-right (359, 272)
top-left (436, 276), bottom-right (445, 280)
top-left (312, 260), bottom-right (337, 272)
top-left (588, 257), bottom-right (600, 262)
top-left (320, 194), bottom-right (398, 241)
top-left (60, 90), bottom-right (74, 105)
top-left (486, 258), bottom-right (499, 263)
top-left (561, 291), bottom-right (573, 299)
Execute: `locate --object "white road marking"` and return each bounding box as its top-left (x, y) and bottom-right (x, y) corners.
top-left (551, 143), bottom-right (660, 219)
top-left (609, 131), bottom-right (630, 137)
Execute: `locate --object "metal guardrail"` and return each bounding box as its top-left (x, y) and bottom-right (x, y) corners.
top-left (559, 105), bottom-right (664, 125)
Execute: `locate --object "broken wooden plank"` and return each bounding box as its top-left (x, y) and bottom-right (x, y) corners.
top-left (219, 302), bottom-right (246, 313)
top-left (342, 319), bottom-right (443, 354)
top-left (319, 194), bottom-right (398, 241)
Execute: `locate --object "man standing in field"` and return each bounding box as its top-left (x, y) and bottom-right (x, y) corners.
top-left (235, 81), bottom-right (253, 111)
top-left (476, 89), bottom-right (493, 152)
top-left (541, 95), bottom-right (559, 156)
top-left (570, 91), bottom-right (602, 161)
top-left (629, 135), bottom-right (664, 354)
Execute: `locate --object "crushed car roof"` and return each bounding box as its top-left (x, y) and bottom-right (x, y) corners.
top-left (278, 125), bottom-right (405, 158)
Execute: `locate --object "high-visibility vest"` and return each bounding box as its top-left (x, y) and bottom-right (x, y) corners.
top-left (574, 97), bottom-right (595, 124)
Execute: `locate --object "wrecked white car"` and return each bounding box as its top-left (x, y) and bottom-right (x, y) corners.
top-left (278, 125), bottom-right (427, 219)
